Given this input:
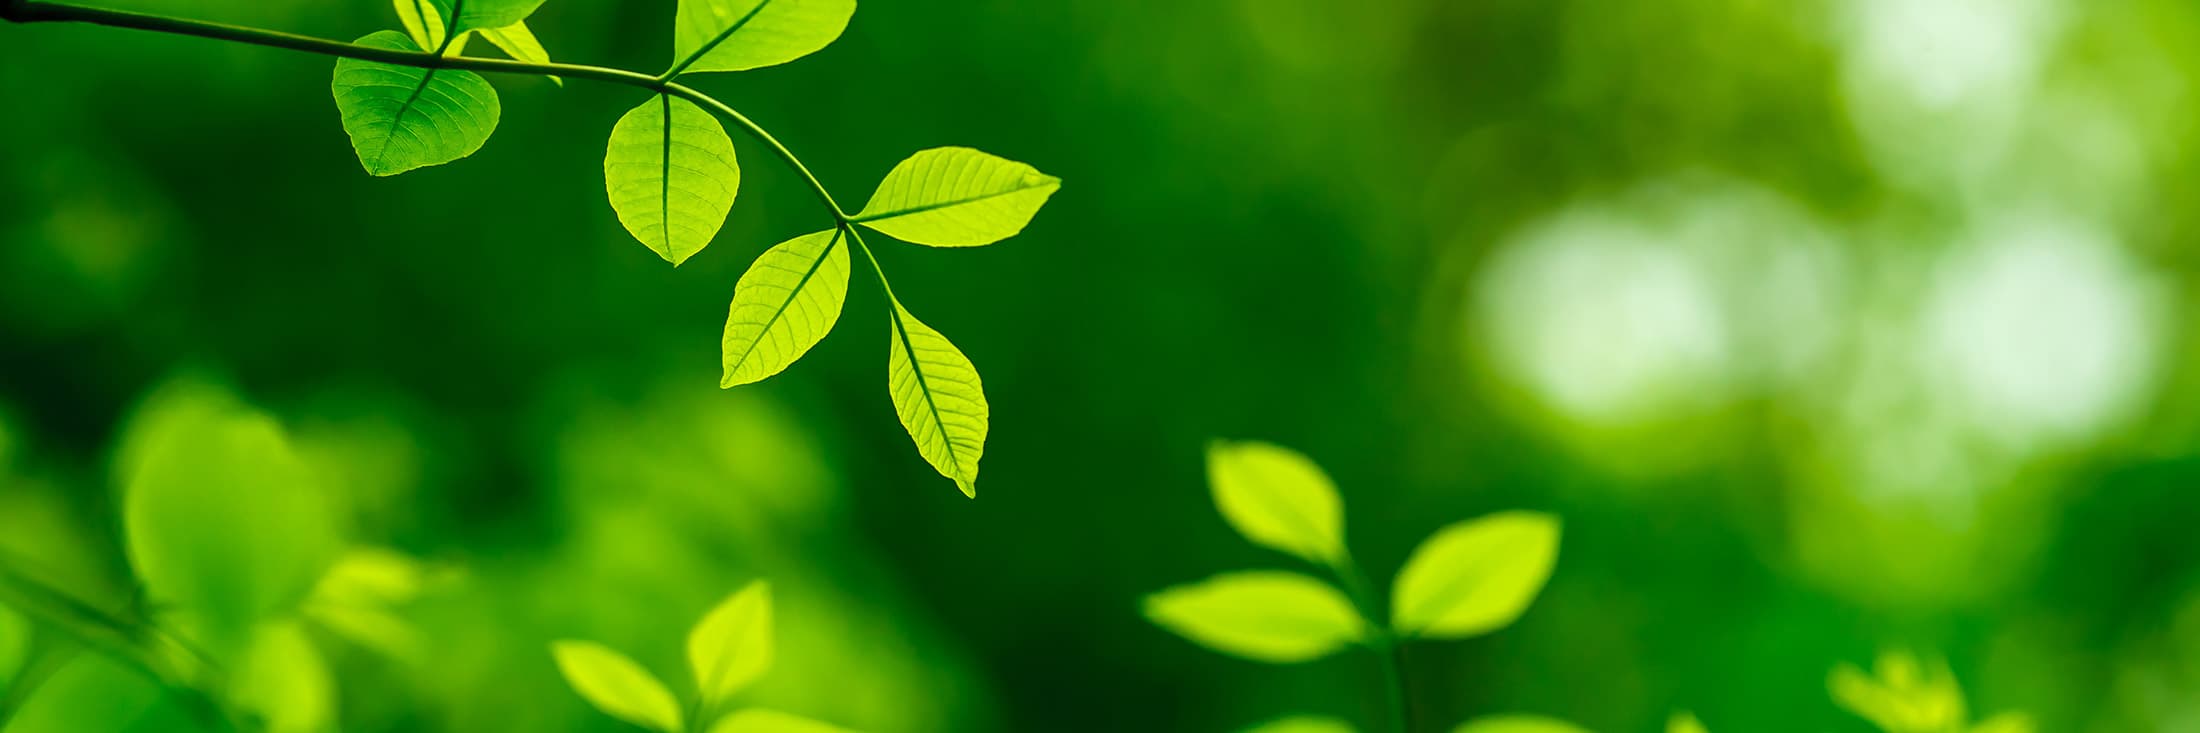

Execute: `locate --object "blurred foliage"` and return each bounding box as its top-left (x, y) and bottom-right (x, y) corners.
top-left (5, 0), bottom-right (2200, 731)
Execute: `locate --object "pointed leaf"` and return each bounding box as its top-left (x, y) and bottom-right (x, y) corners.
top-left (671, 0), bottom-right (856, 75)
top-left (688, 581), bottom-right (773, 708)
top-left (551, 640), bottom-right (684, 733)
top-left (331, 32), bottom-right (501, 177)
top-left (722, 229), bottom-right (849, 387)
top-left (1667, 712), bottom-right (1707, 733)
top-left (477, 21), bottom-right (563, 85)
top-left (1206, 440), bottom-right (1345, 565)
top-left (393, 0), bottom-right (449, 49)
top-left (421, 0), bottom-right (545, 33)
top-left (1142, 571), bottom-right (1362, 664)
top-left (1390, 511), bottom-right (1561, 638)
top-left (1451, 716), bottom-right (1592, 733)
top-left (605, 93), bottom-right (741, 265)
top-left (886, 300), bottom-right (988, 497)
top-left (854, 147), bottom-right (1061, 247)
top-left (708, 709), bottom-right (858, 733)
top-left (1243, 716), bottom-right (1357, 733)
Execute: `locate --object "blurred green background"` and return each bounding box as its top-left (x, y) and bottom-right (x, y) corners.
top-left (6, 0), bottom-right (2200, 730)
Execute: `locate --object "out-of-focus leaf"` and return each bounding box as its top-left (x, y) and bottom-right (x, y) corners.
top-left (1667, 712), bottom-right (1707, 733)
top-left (854, 147), bottom-right (1060, 247)
top-left (689, 580), bottom-right (773, 708)
top-left (605, 93), bottom-right (741, 266)
top-left (1970, 713), bottom-right (2035, 733)
top-left (720, 229), bottom-right (849, 387)
top-left (424, 0), bottom-right (546, 33)
top-left (886, 300), bottom-right (988, 497)
top-left (1142, 571), bottom-right (1362, 663)
top-left (331, 32), bottom-right (501, 177)
top-left (1206, 440), bottom-right (1346, 565)
top-left (1390, 511), bottom-right (1560, 638)
top-left (231, 621), bottom-right (335, 733)
top-left (1450, 715), bottom-right (1592, 733)
top-left (4, 653), bottom-right (209, 733)
top-left (670, 0), bottom-right (856, 75)
top-left (1829, 651), bottom-right (1969, 733)
top-left (300, 547), bottom-right (433, 660)
top-left (551, 640), bottom-right (684, 733)
top-left (1243, 715), bottom-right (1357, 733)
top-left (707, 708), bottom-right (859, 733)
top-left (0, 600), bottom-right (28, 689)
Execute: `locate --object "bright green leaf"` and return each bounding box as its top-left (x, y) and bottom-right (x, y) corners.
top-left (551, 640), bottom-right (684, 733)
top-left (477, 21), bottom-right (563, 85)
top-left (689, 580), bottom-right (773, 708)
top-left (331, 31), bottom-right (501, 177)
top-left (1450, 715), bottom-right (1593, 733)
top-left (1142, 571), bottom-right (1362, 664)
top-left (0, 601), bottom-right (28, 690)
top-left (305, 603), bottom-right (424, 661)
top-left (886, 300), bottom-right (988, 497)
top-left (1667, 712), bottom-right (1707, 733)
top-left (301, 547), bottom-right (432, 660)
top-left (670, 0), bottom-right (856, 75)
top-left (1971, 713), bottom-right (2035, 733)
top-left (1243, 715), bottom-right (1357, 733)
top-left (1390, 511), bottom-right (1560, 639)
top-left (123, 405), bottom-right (342, 652)
top-left (419, 0), bottom-right (545, 33)
top-left (231, 621), bottom-right (335, 733)
top-left (708, 708), bottom-right (858, 733)
top-left (854, 147), bottom-right (1061, 247)
top-left (1206, 440), bottom-right (1345, 565)
top-left (393, 0), bottom-right (449, 49)
top-left (605, 93), bottom-right (741, 265)
top-left (721, 229), bottom-right (849, 387)
top-left (4, 653), bottom-right (209, 733)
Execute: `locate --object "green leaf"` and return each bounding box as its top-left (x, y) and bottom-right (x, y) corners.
top-left (670, 0), bottom-right (856, 75)
top-left (420, 0), bottom-right (546, 33)
top-left (688, 580), bottom-right (773, 709)
top-left (0, 601), bottom-right (28, 690)
top-left (605, 93), bottom-right (742, 265)
top-left (1243, 715), bottom-right (1357, 733)
top-left (123, 405), bottom-right (342, 652)
top-left (1970, 713), bottom-right (2035, 733)
top-left (854, 147), bottom-right (1061, 247)
top-left (708, 709), bottom-right (859, 733)
top-left (1141, 571), bottom-right (1362, 664)
top-left (1205, 440), bottom-right (1346, 565)
top-left (300, 548), bottom-right (431, 660)
top-left (4, 653), bottom-right (209, 733)
top-left (393, 0), bottom-right (452, 49)
top-left (1450, 715), bottom-right (1593, 733)
top-left (886, 300), bottom-right (989, 497)
top-left (478, 21), bottom-right (563, 85)
top-left (721, 229), bottom-right (849, 387)
top-left (331, 31), bottom-right (501, 177)
top-left (231, 621), bottom-right (335, 733)
top-left (1667, 712), bottom-right (1707, 733)
top-left (1390, 510), bottom-right (1561, 639)
top-left (551, 640), bottom-right (684, 733)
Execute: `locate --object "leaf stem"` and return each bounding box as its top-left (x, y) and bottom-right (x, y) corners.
top-left (1333, 555), bottom-right (1411, 733)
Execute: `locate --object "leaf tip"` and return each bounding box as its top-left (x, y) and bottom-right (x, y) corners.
top-left (956, 478), bottom-right (977, 498)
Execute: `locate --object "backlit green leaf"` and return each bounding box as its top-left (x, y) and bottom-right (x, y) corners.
top-left (708, 709), bottom-right (859, 733)
top-left (670, 0), bottom-right (856, 75)
top-left (393, 0), bottom-right (451, 50)
top-left (1450, 715), bottom-right (1593, 733)
top-left (331, 31), bottom-right (501, 177)
top-left (1667, 712), bottom-right (1707, 733)
top-left (1142, 571), bottom-right (1362, 663)
top-left (551, 640), bottom-right (684, 733)
top-left (854, 147), bottom-right (1061, 247)
top-left (0, 601), bottom-right (28, 690)
top-left (1243, 715), bottom-right (1357, 733)
top-left (1390, 511), bottom-right (1560, 639)
top-left (689, 580), bottom-right (773, 708)
top-left (605, 93), bottom-right (741, 266)
top-left (422, 0), bottom-right (546, 33)
top-left (886, 300), bottom-right (988, 497)
top-left (123, 405), bottom-right (342, 652)
top-left (231, 621), bottom-right (335, 733)
top-left (478, 21), bottom-right (563, 85)
top-left (1206, 440), bottom-right (1346, 565)
top-left (721, 229), bottom-right (849, 387)
top-left (1971, 713), bottom-right (2035, 733)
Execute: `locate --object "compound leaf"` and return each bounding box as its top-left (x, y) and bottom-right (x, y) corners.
top-left (1142, 571), bottom-right (1362, 664)
top-left (551, 640), bottom-right (684, 733)
top-left (671, 0), bottom-right (856, 75)
top-left (1391, 511), bottom-right (1561, 639)
top-left (331, 31), bottom-right (501, 177)
top-left (854, 147), bottom-right (1060, 247)
top-left (708, 709), bottom-right (859, 733)
top-left (689, 581), bottom-right (773, 708)
top-left (886, 300), bottom-right (988, 497)
top-left (605, 93), bottom-right (741, 265)
top-left (1206, 440), bottom-right (1346, 565)
top-left (722, 229), bottom-right (849, 387)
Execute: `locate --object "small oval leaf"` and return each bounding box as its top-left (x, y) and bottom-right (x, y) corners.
top-left (887, 300), bottom-right (988, 497)
top-left (688, 581), bottom-right (774, 708)
top-left (708, 709), bottom-right (859, 733)
top-left (606, 93), bottom-right (741, 265)
top-left (1451, 715), bottom-right (1593, 733)
top-left (1390, 511), bottom-right (1561, 638)
top-left (1244, 716), bottom-right (1358, 733)
top-left (1142, 571), bottom-right (1363, 664)
top-left (1206, 440), bottom-right (1345, 565)
top-left (722, 229), bottom-right (850, 387)
top-left (855, 147), bottom-right (1061, 247)
top-left (331, 31), bottom-right (501, 177)
top-left (551, 640), bottom-right (684, 733)
top-left (671, 0), bottom-right (856, 75)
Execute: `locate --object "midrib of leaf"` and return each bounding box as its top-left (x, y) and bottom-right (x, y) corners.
top-left (853, 179), bottom-right (1059, 223)
top-left (724, 229), bottom-right (843, 374)
top-left (662, 0), bottom-right (778, 79)
top-left (657, 93), bottom-right (673, 251)
top-left (889, 299), bottom-right (966, 481)
top-left (370, 68), bottom-right (439, 171)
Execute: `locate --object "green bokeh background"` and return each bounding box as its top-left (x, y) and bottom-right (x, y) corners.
top-left (5, 0), bottom-right (2200, 731)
